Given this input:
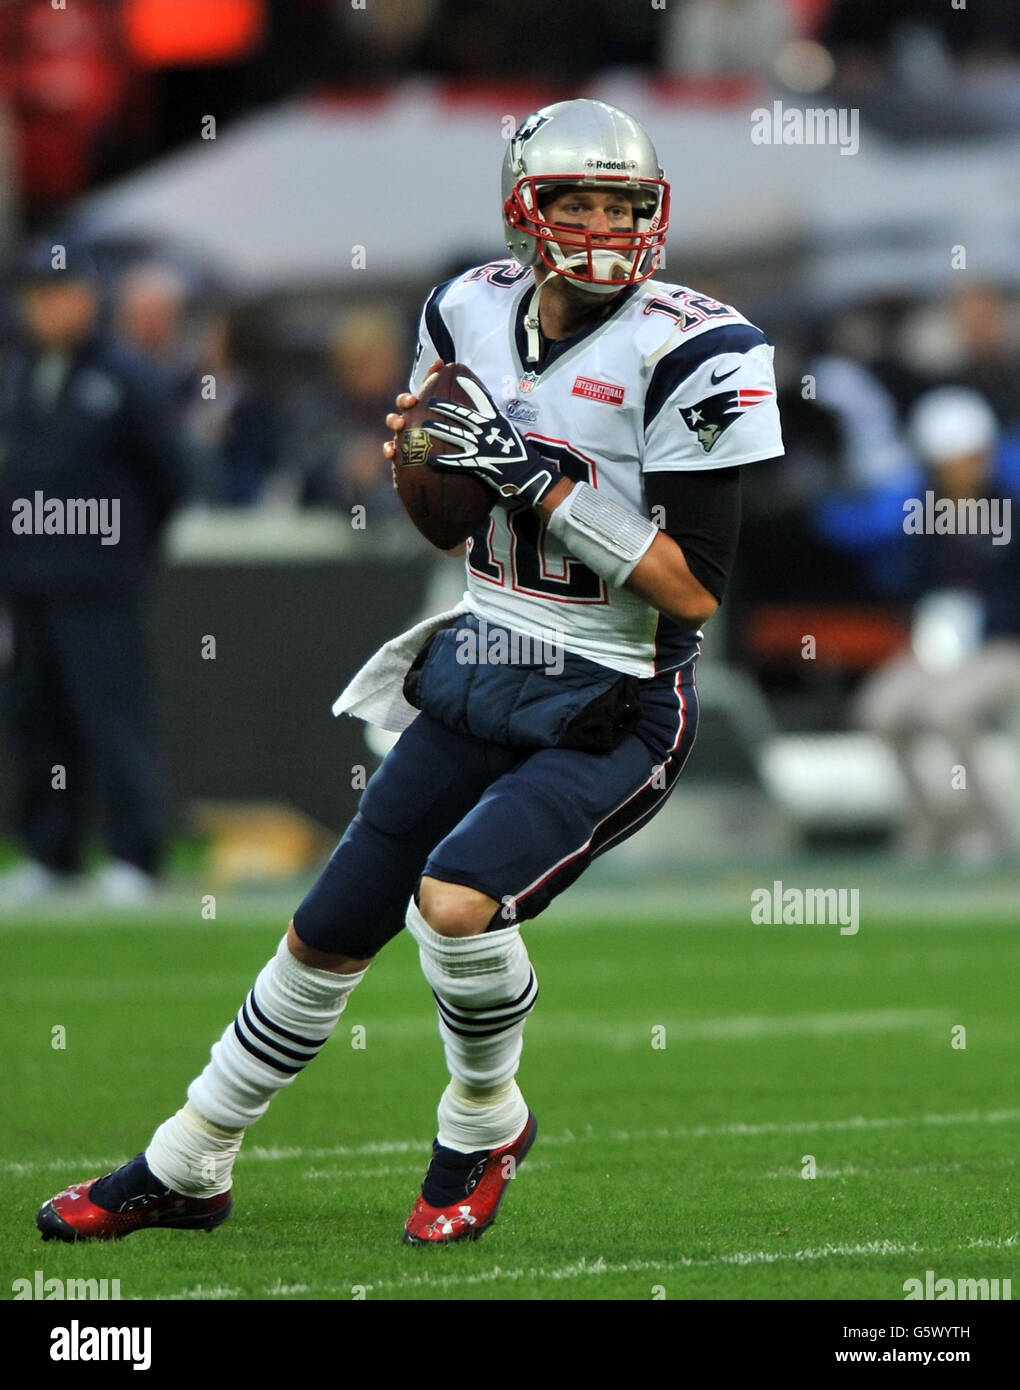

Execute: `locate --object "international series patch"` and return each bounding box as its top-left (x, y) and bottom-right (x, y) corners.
top-left (571, 376), bottom-right (625, 406)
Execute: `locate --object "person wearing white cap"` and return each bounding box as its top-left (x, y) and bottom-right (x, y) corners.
top-left (909, 386), bottom-right (999, 472)
top-left (854, 386), bottom-right (1020, 862)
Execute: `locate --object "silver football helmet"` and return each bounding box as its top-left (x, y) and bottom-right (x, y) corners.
top-left (502, 99), bottom-right (669, 295)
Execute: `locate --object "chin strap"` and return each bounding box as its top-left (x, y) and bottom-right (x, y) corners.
top-left (523, 276), bottom-right (550, 364)
top-left (525, 249), bottom-right (638, 362)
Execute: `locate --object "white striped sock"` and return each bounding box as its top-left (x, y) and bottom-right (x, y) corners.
top-left (188, 935), bottom-right (365, 1131)
top-left (405, 900), bottom-right (536, 1151)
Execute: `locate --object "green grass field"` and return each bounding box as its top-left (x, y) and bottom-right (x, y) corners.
top-left (1, 891), bottom-right (1016, 1301)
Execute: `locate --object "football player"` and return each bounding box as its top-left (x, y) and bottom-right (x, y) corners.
top-left (37, 100), bottom-right (783, 1247)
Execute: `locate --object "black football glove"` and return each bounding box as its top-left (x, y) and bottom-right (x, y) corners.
top-left (423, 371), bottom-right (561, 508)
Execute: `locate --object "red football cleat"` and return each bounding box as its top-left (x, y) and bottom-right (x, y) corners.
top-left (36, 1154), bottom-right (231, 1242)
top-left (403, 1111), bottom-right (537, 1245)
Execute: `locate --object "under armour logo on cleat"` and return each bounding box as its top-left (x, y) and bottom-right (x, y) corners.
top-left (428, 1204), bottom-right (477, 1237)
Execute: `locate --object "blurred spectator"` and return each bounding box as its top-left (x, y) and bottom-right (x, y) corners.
top-left (0, 1), bottom-right (141, 222)
top-left (733, 342), bottom-right (854, 607)
top-left (659, 0), bottom-right (793, 80)
top-left (823, 0), bottom-right (1020, 70)
top-left (899, 285), bottom-right (1020, 433)
top-left (182, 306), bottom-right (281, 505)
top-left (332, 0), bottom-right (441, 82)
top-left (822, 0), bottom-right (1020, 139)
top-left (114, 259), bottom-right (229, 502)
top-left (287, 304), bottom-right (406, 518)
top-left (114, 261), bottom-right (190, 375)
top-left (0, 241), bottom-right (186, 903)
top-left (734, 310), bottom-right (919, 612)
top-left (852, 387), bottom-right (1020, 862)
top-left (805, 302), bottom-right (938, 600)
top-left (808, 352), bottom-right (913, 489)
top-left (949, 284), bottom-right (1020, 433)
top-left (821, 299), bottom-right (931, 420)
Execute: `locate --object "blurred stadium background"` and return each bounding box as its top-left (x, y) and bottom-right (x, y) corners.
top-left (1, 0), bottom-right (1017, 1308)
top-left (1, 0), bottom-right (1018, 899)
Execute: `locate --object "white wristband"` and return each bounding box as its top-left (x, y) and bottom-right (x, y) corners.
top-left (545, 482), bottom-right (659, 587)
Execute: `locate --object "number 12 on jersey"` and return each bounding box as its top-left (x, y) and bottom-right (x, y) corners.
top-left (467, 441), bottom-right (608, 604)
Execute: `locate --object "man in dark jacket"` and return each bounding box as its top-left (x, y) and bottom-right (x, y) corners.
top-left (0, 242), bottom-right (185, 902)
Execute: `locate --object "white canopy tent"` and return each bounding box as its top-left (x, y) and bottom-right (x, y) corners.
top-left (76, 80), bottom-right (1020, 301)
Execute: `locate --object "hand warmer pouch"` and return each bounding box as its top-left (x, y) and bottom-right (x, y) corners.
top-left (403, 614), bottom-right (641, 753)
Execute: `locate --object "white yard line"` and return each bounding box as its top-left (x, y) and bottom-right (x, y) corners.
top-left (145, 1235), bottom-right (1018, 1301)
top-left (567, 1008), bottom-right (950, 1043)
top-left (159, 1285), bottom-right (241, 1301)
top-left (0, 996), bottom-right (956, 1040)
top-left (0, 977), bottom-right (248, 1001)
top-left (7, 1108), bottom-right (1018, 1177)
top-left (764, 1158), bottom-right (1017, 1179)
top-left (333, 1008), bottom-right (954, 1044)
top-left (300, 1160), bottom-right (551, 1181)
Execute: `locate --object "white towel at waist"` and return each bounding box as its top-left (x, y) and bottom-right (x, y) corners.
top-left (331, 601), bottom-right (471, 732)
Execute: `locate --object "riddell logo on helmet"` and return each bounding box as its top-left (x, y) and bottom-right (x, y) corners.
top-left (584, 159), bottom-right (638, 171)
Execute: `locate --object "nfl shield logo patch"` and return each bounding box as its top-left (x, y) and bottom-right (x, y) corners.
top-left (519, 373), bottom-right (538, 394)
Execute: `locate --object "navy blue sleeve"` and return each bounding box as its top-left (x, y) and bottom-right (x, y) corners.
top-left (644, 464), bottom-right (744, 602)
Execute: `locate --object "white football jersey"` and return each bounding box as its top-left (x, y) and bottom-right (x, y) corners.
top-left (410, 260), bottom-right (784, 678)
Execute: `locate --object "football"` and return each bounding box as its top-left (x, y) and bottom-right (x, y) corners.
top-left (392, 361), bottom-right (494, 550)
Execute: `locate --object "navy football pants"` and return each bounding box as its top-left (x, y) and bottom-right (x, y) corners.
top-left (293, 660), bottom-right (699, 958)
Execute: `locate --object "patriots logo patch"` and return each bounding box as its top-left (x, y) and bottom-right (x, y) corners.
top-left (679, 388), bottom-right (773, 453)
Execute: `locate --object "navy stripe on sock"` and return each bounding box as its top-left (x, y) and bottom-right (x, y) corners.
top-left (437, 1016), bottom-right (535, 1040)
top-left (433, 992), bottom-right (538, 1036)
top-left (248, 989), bottom-right (330, 1049)
top-left (232, 1019), bottom-right (304, 1076)
top-left (432, 973), bottom-right (537, 1029)
top-left (240, 998), bottom-right (323, 1066)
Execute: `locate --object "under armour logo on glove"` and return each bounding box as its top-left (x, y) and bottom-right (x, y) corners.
top-left (424, 372), bottom-right (560, 507)
top-left (485, 425), bottom-right (518, 456)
